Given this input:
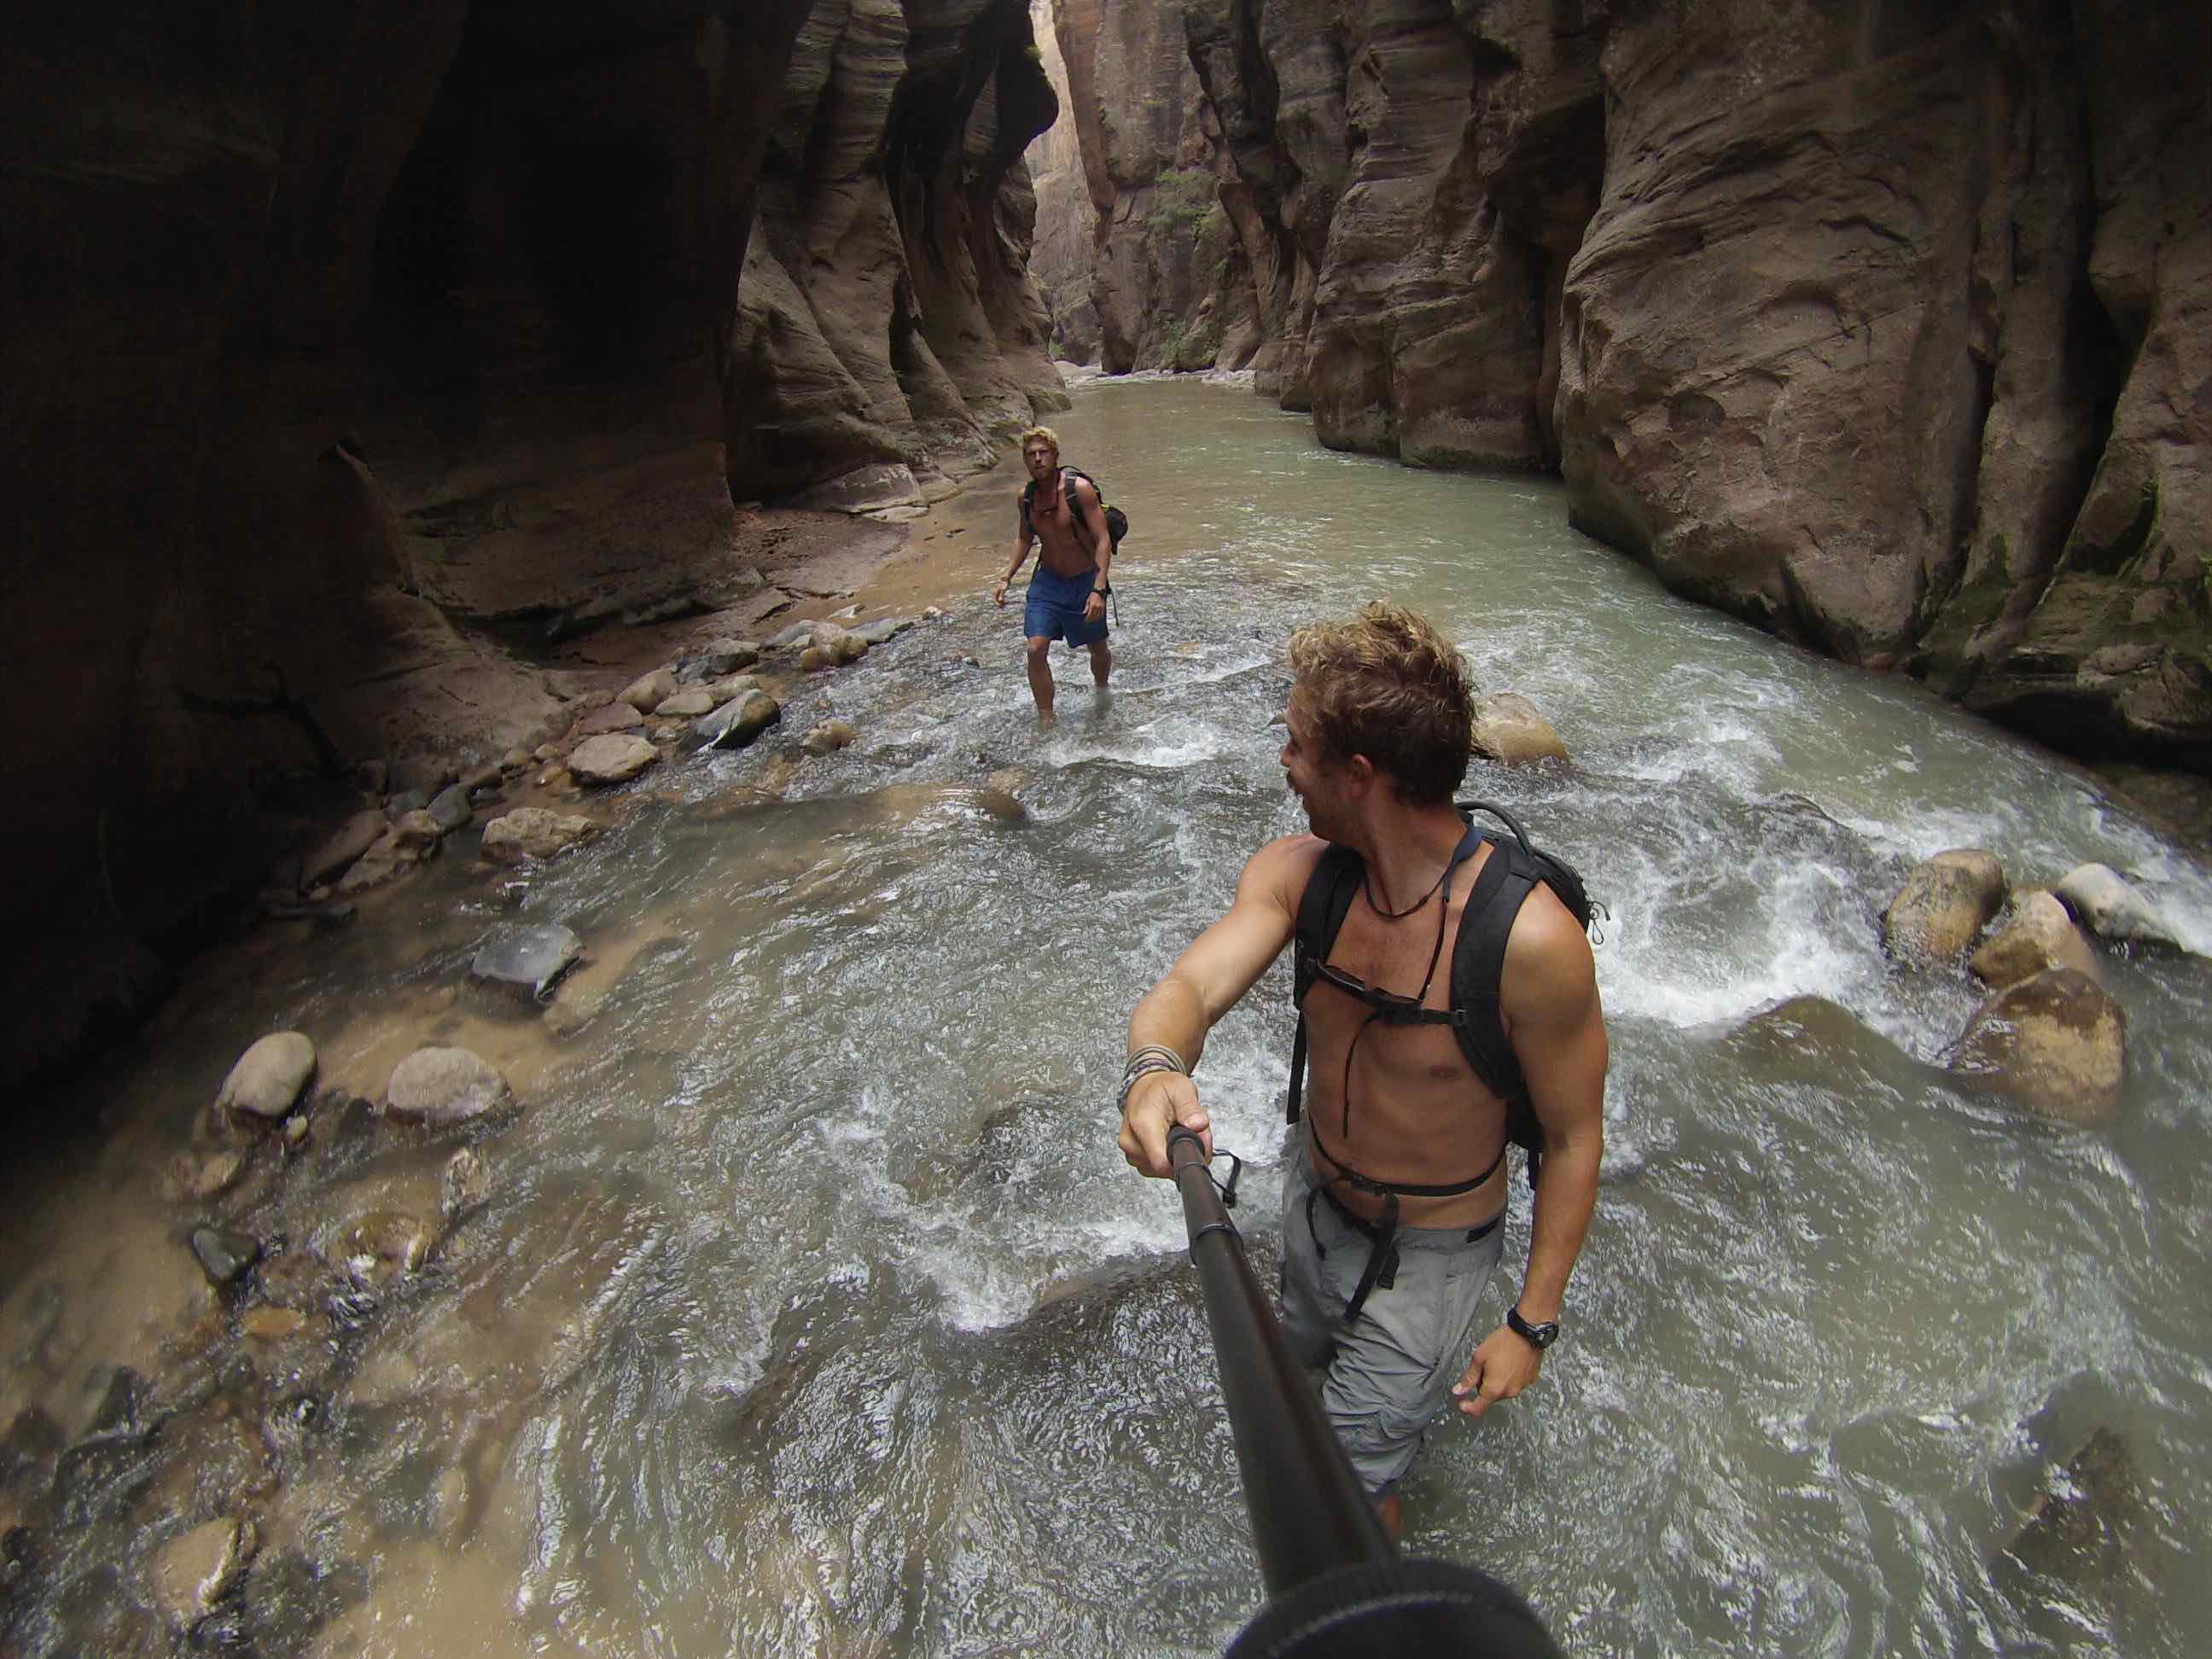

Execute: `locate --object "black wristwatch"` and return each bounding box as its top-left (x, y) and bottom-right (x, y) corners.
top-left (1506, 1306), bottom-right (1560, 1350)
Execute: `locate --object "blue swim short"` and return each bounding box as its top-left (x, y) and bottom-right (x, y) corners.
top-left (1022, 563), bottom-right (1109, 648)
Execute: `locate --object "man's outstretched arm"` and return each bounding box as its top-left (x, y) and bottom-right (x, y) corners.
top-left (1119, 836), bottom-right (1315, 1177)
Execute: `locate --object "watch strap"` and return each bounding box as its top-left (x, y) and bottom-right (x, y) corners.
top-left (1505, 1305), bottom-right (1559, 1349)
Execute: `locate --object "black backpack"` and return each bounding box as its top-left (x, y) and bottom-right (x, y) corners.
top-left (1287, 800), bottom-right (1602, 1190)
top-left (1021, 467), bottom-right (1128, 553)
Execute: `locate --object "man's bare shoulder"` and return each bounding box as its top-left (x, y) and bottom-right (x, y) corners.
top-left (1501, 882), bottom-right (1599, 1016)
top-left (1240, 833), bottom-right (1327, 906)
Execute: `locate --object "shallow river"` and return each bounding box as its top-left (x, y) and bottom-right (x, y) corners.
top-left (6, 375), bottom-right (2211, 1656)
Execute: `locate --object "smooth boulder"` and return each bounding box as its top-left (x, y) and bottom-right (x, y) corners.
top-left (619, 667), bottom-right (678, 712)
top-left (426, 783), bottom-right (474, 833)
top-left (1470, 693), bottom-right (1568, 765)
top-left (384, 1047), bottom-right (514, 1126)
top-left (1883, 850), bottom-right (2006, 963)
top-left (1970, 891), bottom-right (2100, 989)
top-left (676, 638), bottom-right (760, 680)
top-left (654, 689), bottom-right (717, 718)
top-left (480, 807), bottom-right (599, 864)
top-left (471, 923), bottom-right (584, 999)
top-left (215, 1032), bottom-right (316, 1123)
top-left (1949, 968), bottom-right (2126, 1126)
top-left (568, 734), bottom-right (661, 785)
top-left (801, 719), bottom-right (857, 755)
top-left (696, 689), bottom-right (783, 750)
top-left (2054, 863), bottom-right (2184, 951)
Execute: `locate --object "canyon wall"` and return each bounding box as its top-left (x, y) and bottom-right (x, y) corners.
top-left (1156, 0), bottom-right (2208, 771)
top-left (0, 0), bottom-right (1065, 1082)
top-left (1041, 0), bottom-right (1261, 373)
top-left (1026, 0), bottom-right (1099, 360)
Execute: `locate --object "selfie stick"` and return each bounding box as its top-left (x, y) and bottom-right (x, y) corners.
top-left (1166, 1123), bottom-right (1560, 1658)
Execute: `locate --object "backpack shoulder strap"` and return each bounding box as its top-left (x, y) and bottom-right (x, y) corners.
top-left (1447, 837), bottom-right (1539, 1107)
top-left (1286, 844), bottom-right (1363, 1125)
top-left (1063, 469), bottom-right (1105, 538)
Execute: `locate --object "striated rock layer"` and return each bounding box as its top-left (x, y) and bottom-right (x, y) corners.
top-left (1168, 0), bottom-right (2206, 774)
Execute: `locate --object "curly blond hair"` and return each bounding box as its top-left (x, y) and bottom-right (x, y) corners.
top-left (1017, 426), bottom-right (1060, 457)
top-left (1288, 602), bottom-right (1475, 803)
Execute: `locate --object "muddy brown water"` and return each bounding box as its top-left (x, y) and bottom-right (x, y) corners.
top-left (4, 373), bottom-right (2209, 1656)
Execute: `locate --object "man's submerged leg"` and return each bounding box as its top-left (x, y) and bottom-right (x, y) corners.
top-left (1025, 635), bottom-right (1056, 722)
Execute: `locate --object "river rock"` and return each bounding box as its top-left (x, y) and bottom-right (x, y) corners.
top-left (2054, 864), bottom-right (2184, 951)
top-left (1470, 693), bottom-right (1568, 765)
top-left (150, 1516), bottom-right (256, 1632)
top-left (426, 783), bottom-right (474, 833)
top-left (706, 672), bottom-right (764, 702)
top-left (1949, 968), bottom-right (2126, 1126)
top-left (390, 754), bottom-right (458, 797)
top-left (383, 1048), bottom-right (513, 1126)
top-left (480, 807), bottom-right (599, 864)
top-left (1883, 850), bottom-right (2007, 963)
top-left (1971, 892), bottom-right (2101, 989)
top-left (188, 1226), bottom-right (262, 1289)
top-left (333, 1210), bottom-right (442, 1288)
top-left (812, 624), bottom-right (869, 665)
top-left (765, 620), bottom-right (816, 651)
top-left (797, 644), bottom-right (833, 672)
top-left (2000, 1428), bottom-right (2147, 1592)
top-left (676, 638), bottom-right (760, 680)
top-left (696, 689), bottom-right (782, 749)
top-left (470, 924), bottom-right (583, 1000)
top-left (568, 734), bottom-right (660, 785)
top-left (215, 1033), bottom-right (316, 1124)
top-left (573, 701), bottom-right (645, 736)
top-left (801, 719), bottom-right (857, 755)
top-left (335, 829), bottom-right (411, 894)
top-left (853, 616), bottom-right (911, 645)
top-left (163, 1148), bottom-right (247, 1202)
top-left (654, 688), bottom-right (717, 718)
top-left (619, 667), bottom-right (678, 711)
top-left (388, 808), bottom-right (442, 854)
top-left (383, 789), bottom-right (430, 819)
top-left (442, 1148), bottom-right (492, 1220)
top-left (303, 811), bottom-right (384, 887)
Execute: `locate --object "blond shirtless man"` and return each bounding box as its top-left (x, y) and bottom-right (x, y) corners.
top-left (1116, 602), bottom-right (1607, 1539)
top-left (992, 426), bottom-right (1113, 722)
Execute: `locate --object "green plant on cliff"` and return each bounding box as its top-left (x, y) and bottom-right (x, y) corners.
top-left (1149, 166), bottom-right (1216, 237)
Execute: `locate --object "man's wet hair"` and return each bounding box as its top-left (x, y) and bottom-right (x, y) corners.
top-left (1018, 425), bottom-right (1060, 456)
top-left (1288, 602), bottom-right (1475, 805)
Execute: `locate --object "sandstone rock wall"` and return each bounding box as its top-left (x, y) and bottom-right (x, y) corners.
top-left (1043, 0), bottom-right (1259, 373)
top-left (731, 0), bottom-right (1068, 509)
top-left (1027, 1), bottom-right (1101, 359)
top-left (0, 0), bottom-right (1070, 1052)
top-left (1181, 0), bottom-right (2207, 772)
